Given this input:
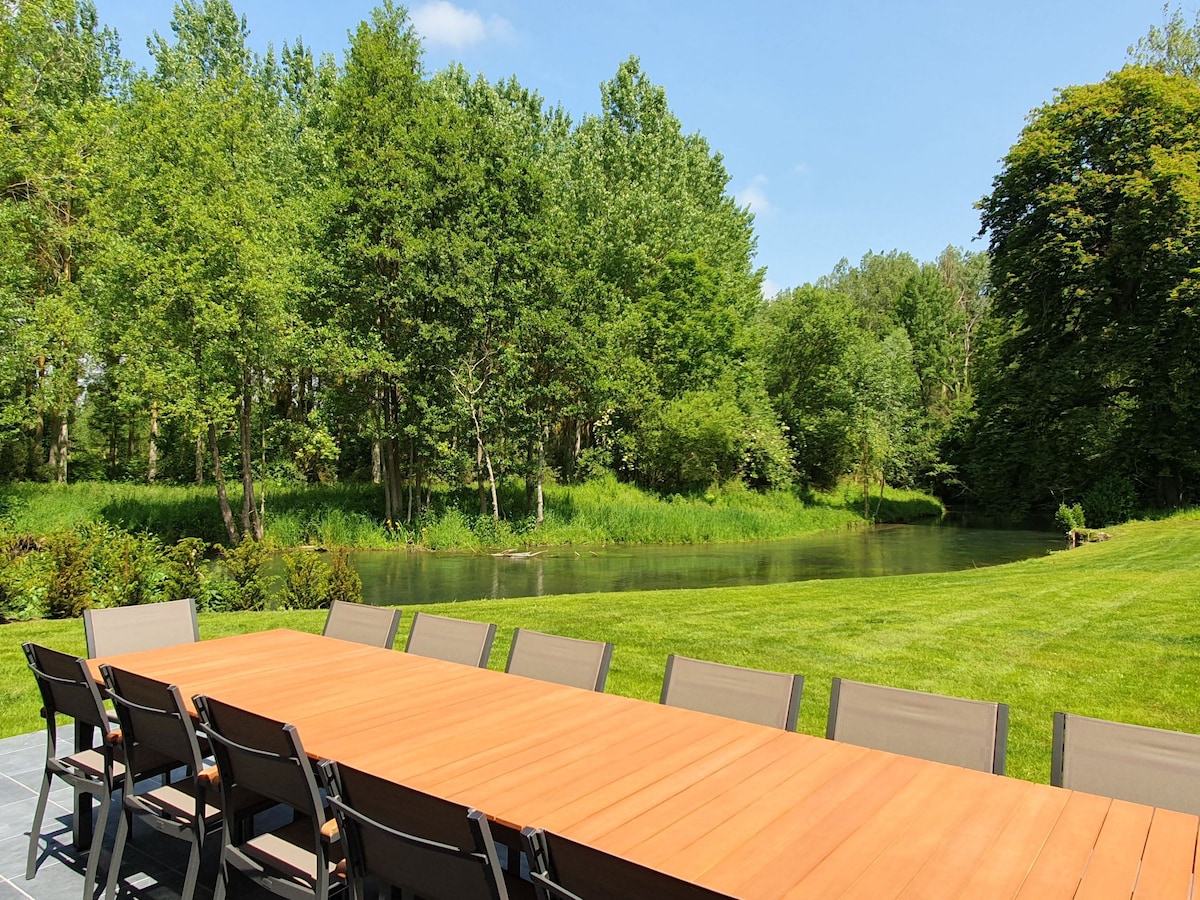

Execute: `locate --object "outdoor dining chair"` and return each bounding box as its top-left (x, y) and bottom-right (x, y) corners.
top-left (84, 597), bottom-right (200, 658)
top-left (1051, 711), bottom-right (1200, 815)
top-left (521, 826), bottom-right (736, 900)
top-left (22, 642), bottom-right (167, 900)
top-left (322, 600), bottom-right (402, 649)
top-left (100, 665), bottom-right (224, 900)
top-left (405, 611), bottom-right (497, 668)
top-left (659, 654), bottom-right (804, 730)
top-left (319, 759), bottom-right (523, 900)
top-left (826, 677), bottom-right (1009, 774)
top-left (194, 695), bottom-right (343, 900)
top-left (505, 628), bottom-right (614, 692)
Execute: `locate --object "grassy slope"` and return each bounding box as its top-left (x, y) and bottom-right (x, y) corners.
top-left (5, 512), bottom-right (1196, 784)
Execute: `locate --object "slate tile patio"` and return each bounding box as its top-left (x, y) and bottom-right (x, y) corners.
top-left (0, 728), bottom-right (281, 900)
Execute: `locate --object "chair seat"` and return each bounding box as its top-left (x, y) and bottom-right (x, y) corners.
top-left (240, 817), bottom-right (341, 883)
top-left (127, 781), bottom-right (222, 826)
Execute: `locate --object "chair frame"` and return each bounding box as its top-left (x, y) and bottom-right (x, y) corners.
top-left (84, 597), bottom-right (200, 658)
top-left (23, 642), bottom-right (121, 900)
top-left (101, 665), bottom-right (220, 900)
top-left (322, 600), bottom-right (402, 649)
top-left (521, 826), bottom-right (735, 900)
top-left (405, 611), bottom-right (497, 668)
top-left (827, 677), bottom-right (1009, 775)
top-left (660, 654), bottom-right (804, 731)
top-left (319, 759), bottom-right (509, 900)
top-left (505, 628), bottom-right (614, 692)
top-left (195, 695), bottom-right (338, 900)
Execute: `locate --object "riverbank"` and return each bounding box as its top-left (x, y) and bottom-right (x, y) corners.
top-left (0, 476), bottom-right (942, 549)
top-left (4, 511), bottom-right (1198, 783)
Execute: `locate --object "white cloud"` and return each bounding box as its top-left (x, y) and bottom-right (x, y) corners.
top-left (761, 277), bottom-right (781, 299)
top-left (736, 175), bottom-right (772, 215)
top-left (410, 1), bottom-right (512, 50)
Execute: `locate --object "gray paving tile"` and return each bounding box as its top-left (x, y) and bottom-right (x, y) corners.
top-left (0, 876), bottom-right (35, 899)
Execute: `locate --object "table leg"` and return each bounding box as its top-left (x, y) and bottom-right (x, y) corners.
top-left (73, 721), bottom-right (94, 850)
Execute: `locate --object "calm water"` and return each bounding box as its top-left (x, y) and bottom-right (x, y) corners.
top-left (343, 522), bottom-right (1061, 606)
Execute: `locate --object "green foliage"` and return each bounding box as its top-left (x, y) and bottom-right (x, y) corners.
top-left (1055, 503), bottom-right (1086, 533)
top-left (162, 537), bottom-right (209, 604)
top-left (1082, 476), bottom-right (1137, 528)
top-left (43, 530), bottom-right (90, 618)
top-left (219, 538), bottom-right (272, 611)
top-left (326, 547), bottom-right (363, 606)
top-left (280, 551), bottom-right (329, 610)
top-left (1128, 5), bottom-right (1200, 78)
top-left (973, 67), bottom-right (1200, 518)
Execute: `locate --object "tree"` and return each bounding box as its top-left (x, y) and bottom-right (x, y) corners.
top-left (98, 0), bottom-right (304, 542)
top-left (1129, 5), bottom-right (1200, 79)
top-left (972, 66), bottom-right (1200, 516)
top-left (0, 0), bottom-right (122, 481)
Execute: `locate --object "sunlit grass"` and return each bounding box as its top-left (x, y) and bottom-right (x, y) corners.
top-left (4, 512), bottom-right (1199, 784)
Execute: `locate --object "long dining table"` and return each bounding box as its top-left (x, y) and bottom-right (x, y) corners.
top-left (87, 628), bottom-right (1198, 899)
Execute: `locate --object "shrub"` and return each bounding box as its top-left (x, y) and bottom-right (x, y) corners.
top-left (1055, 502), bottom-right (1087, 534)
top-left (220, 539), bottom-right (273, 611)
top-left (326, 548), bottom-right (363, 606)
top-left (1082, 476), bottom-right (1137, 528)
top-left (44, 531), bottom-right (92, 619)
top-left (281, 551), bottom-right (330, 610)
top-left (163, 538), bottom-right (210, 605)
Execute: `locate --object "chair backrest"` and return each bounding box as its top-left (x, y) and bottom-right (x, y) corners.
top-left (1051, 712), bottom-right (1200, 815)
top-left (659, 654), bottom-right (803, 730)
top-left (320, 760), bottom-right (508, 900)
top-left (101, 665), bottom-right (204, 779)
top-left (405, 612), bottom-right (497, 668)
top-left (826, 678), bottom-right (1008, 774)
top-left (84, 598), bottom-right (200, 658)
top-left (323, 601), bottom-right (402, 649)
top-left (23, 642), bottom-right (113, 739)
top-left (505, 628), bottom-right (613, 692)
top-left (194, 694), bottom-right (324, 820)
top-left (521, 827), bottom-right (735, 900)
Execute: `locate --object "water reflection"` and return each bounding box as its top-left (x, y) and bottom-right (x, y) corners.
top-left (344, 523), bottom-right (1061, 606)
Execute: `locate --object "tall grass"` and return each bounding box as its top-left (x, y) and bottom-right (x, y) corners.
top-left (0, 477), bottom-right (942, 551)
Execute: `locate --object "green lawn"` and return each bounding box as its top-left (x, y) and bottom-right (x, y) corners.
top-left (4, 511), bottom-right (1198, 785)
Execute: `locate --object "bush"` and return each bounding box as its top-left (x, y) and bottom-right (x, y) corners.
top-left (327, 548), bottom-right (363, 606)
top-left (44, 531), bottom-right (92, 619)
top-left (281, 551), bottom-right (330, 610)
top-left (163, 538), bottom-right (210, 605)
top-left (220, 539), bottom-right (273, 611)
top-left (1055, 502), bottom-right (1087, 533)
top-left (1082, 475), bottom-right (1137, 528)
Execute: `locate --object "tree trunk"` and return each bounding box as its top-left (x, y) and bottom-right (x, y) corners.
top-left (371, 441), bottom-right (382, 484)
top-left (210, 422), bottom-right (240, 546)
top-left (147, 401), bottom-right (159, 484)
top-left (48, 415), bottom-right (68, 483)
top-left (536, 428), bottom-right (546, 525)
top-left (194, 431), bottom-right (205, 485)
top-left (238, 375), bottom-right (263, 541)
top-left (477, 440), bottom-right (488, 515)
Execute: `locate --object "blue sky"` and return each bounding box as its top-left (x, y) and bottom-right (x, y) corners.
top-left (94, 0), bottom-right (1173, 293)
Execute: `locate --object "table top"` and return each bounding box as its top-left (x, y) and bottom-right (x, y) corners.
top-left (90, 629), bottom-right (1199, 899)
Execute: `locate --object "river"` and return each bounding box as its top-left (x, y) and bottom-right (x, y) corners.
top-left (338, 521), bottom-right (1061, 606)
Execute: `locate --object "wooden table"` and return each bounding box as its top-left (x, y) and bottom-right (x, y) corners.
top-left (90, 629), bottom-right (1199, 899)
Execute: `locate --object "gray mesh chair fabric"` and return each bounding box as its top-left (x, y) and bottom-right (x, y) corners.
top-left (659, 654), bottom-right (803, 730)
top-left (194, 695), bottom-right (342, 900)
top-left (23, 642), bottom-right (123, 900)
top-left (826, 678), bottom-right (1008, 774)
top-left (100, 666), bottom-right (222, 900)
top-left (521, 827), bottom-right (736, 900)
top-left (505, 628), bottom-right (614, 692)
top-left (320, 759), bottom-right (515, 900)
top-left (322, 601), bottom-right (402, 649)
top-left (1051, 711), bottom-right (1200, 815)
top-left (405, 611), bottom-right (497, 668)
top-left (84, 597), bottom-right (200, 658)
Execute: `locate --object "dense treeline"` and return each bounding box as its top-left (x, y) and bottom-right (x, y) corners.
top-left (2, 0), bottom-right (1197, 540)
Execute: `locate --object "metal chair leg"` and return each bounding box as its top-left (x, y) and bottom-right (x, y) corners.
top-left (25, 768), bottom-right (53, 880)
top-left (104, 809), bottom-right (130, 900)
